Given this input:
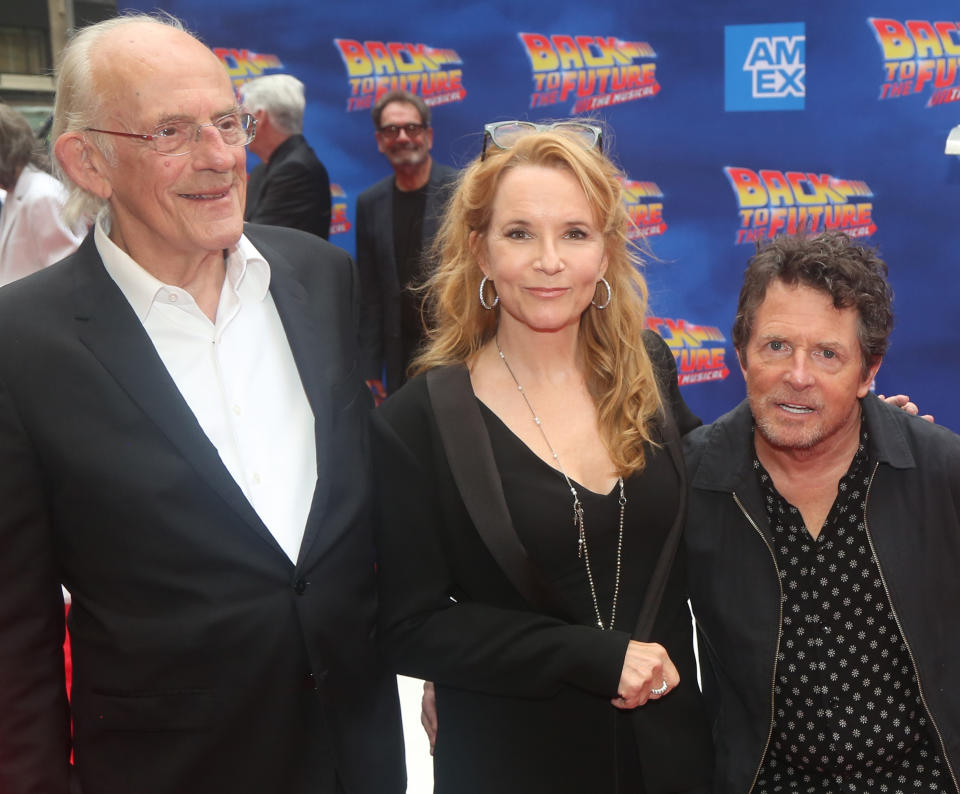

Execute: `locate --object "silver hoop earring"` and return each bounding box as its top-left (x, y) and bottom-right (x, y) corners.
top-left (479, 276), bottom-right (499, 310)
top-left (591, 277), bottom-right (612, 310)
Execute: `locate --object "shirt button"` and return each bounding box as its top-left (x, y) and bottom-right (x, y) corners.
top-left (168, 293), bottom-right (178, 303)
top-left (252, 472), bottom-right (261, 485)
top-left (232, 404), bottom-right (241, 416)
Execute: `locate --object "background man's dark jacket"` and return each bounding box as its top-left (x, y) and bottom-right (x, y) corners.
top-left (245, 134), bottom-right (332, 239)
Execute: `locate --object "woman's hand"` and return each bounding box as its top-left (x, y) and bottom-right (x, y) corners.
top-left (611, 640), bottom-right (679, 710)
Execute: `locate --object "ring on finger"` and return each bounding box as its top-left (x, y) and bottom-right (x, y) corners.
top-left (650, 680), bottom-right (669, 696)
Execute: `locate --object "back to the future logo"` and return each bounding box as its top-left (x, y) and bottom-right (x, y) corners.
top-left (725, 23), bottom-right (805, 111)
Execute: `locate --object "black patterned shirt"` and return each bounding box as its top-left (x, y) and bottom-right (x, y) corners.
top-left (753, 421), bottom-right (951, 793)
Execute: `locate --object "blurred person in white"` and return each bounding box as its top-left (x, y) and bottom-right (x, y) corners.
top-left (0, 104), bottom-right (87, 285)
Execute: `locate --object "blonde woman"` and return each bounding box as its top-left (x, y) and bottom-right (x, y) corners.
top-left (372, 122), bottom-right (712, 793)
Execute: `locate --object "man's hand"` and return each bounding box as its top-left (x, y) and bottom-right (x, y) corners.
top-left (878, 393), bottom-right (934, 423)
top-left (421, 681), bottom-right (437, 755)
top-left (611, 640), bottom-right (679, 710)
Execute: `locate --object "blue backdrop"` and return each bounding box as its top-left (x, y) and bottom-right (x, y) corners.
top-left (124, 0), bottom-right (960, 428)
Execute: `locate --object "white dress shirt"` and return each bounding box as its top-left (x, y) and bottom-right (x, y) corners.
top-left (95, 218), bottom-right (317, 562)
top-left (0, 165), bottom-right (87, 286)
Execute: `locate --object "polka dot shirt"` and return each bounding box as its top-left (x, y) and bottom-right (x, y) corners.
top-left (752, 422), bottom-right (952, 793)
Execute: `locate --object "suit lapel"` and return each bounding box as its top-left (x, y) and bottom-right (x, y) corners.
top-left (374, 182), bottom-right (400, 292)
top-left (70, 235), bottom-right (286, 559)
top-left (427, 365), bottom-right (552, 609)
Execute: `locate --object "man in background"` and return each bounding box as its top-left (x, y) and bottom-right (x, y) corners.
top-left (684, 231), bottom-right (960, 792)
top-left (0, 13), bottom-right (403, 794)
top-left (355, 89), bottom-right (457, 398)
top-left (241, 73), bottom-right (332, 239)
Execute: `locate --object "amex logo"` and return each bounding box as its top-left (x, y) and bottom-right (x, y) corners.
top-left (725, 23), bottom-right (805, 111)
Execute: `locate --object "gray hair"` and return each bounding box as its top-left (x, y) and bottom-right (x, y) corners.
top-left (239, 74), bottom-right (305, 135)
top-left (52, 11), bottom-right (189, 226)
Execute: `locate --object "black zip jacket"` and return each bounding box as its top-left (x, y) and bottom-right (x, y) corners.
top-left (684, 394), bottom-right (960, 793)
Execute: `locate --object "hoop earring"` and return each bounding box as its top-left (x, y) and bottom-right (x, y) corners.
top-left (479, 276), bottom-right (499, 310)
top-left (591, 277), bottom-right (612, 310)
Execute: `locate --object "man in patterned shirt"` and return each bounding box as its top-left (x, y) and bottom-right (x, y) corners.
top-left (684, 231), bottom-right (960, 793)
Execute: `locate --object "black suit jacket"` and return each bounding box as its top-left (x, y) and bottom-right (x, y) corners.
top-left (355, 161), bottom-right (457, 393)
top-left (245, 134), bottom-right (332, 239)
top-left (371, 334), bottom-right (713, 793)
top-left (0, 225), bottom-right (404, 794)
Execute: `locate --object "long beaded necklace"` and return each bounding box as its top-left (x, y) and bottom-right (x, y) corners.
top-left (495, 336), bottom-right (625, 630)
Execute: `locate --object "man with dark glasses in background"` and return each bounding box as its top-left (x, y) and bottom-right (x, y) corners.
top-left (355, 90), bottom-right (457, 400)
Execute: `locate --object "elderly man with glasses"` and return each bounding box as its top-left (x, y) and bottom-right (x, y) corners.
top-left (0, 13), bottom-right (404, 794)
top-left (355, 90), bottom-right (458, 401)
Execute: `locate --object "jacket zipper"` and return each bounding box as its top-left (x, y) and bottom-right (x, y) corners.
top-left (861, 461), bottom-right (960, 794)
top-left (732, 492), bottom-right (783, 794)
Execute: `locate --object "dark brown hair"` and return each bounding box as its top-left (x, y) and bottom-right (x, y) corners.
top-left (371, 90), bottom-right (430, 129)
top-left (0, 104), bottom-right (49, 188)
top-left (732, 231), bottom-right (894, 375)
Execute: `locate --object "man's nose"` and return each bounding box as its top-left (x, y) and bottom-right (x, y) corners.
top-left (784, 353), bottom-right (816, 388)
top-left (192, 125), bottom-right (237, 169)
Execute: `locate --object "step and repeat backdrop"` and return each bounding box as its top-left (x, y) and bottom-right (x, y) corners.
top-left (125, 0), bottom-right (960, 428)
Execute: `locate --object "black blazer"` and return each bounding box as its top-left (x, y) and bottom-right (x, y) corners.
top-left (355, 161), bottom-right (457, 393)
top-left (245, 134), bottom-right (332, 239)
top-left (371, 333), bottom-right (713, 794)
top-left (0, 225), bottom-right (404, 794)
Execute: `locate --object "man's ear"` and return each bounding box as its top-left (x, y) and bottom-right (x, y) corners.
top-left (54, 132), bottom-right (113, 200)
top-left (858, 356), bottom-right (883, 398)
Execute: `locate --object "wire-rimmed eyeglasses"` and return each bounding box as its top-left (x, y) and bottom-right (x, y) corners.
top-left (84, 111), bottom-right (257, 157)
top-left (481, 120), bottom-right (603, 161)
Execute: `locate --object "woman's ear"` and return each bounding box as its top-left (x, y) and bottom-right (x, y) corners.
top-left (469, 229), bottom-right (490, 277)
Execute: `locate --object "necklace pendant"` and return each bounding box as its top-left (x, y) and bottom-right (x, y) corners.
top-left (496, 334), bottom-right (623, 638)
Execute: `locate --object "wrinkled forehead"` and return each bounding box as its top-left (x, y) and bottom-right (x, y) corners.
top-left (380, 101), bottom-right (424, 125)
top-left (92, 23), bottom-right (232, 123)
top-left (754, 280), bottom-right (861, 335)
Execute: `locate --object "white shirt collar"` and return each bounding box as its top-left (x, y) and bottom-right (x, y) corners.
top-left (94, 215), bottom-right (271, 322)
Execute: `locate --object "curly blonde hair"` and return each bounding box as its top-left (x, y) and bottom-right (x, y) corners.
top-left (411, 129), bottom-right (664, 475)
